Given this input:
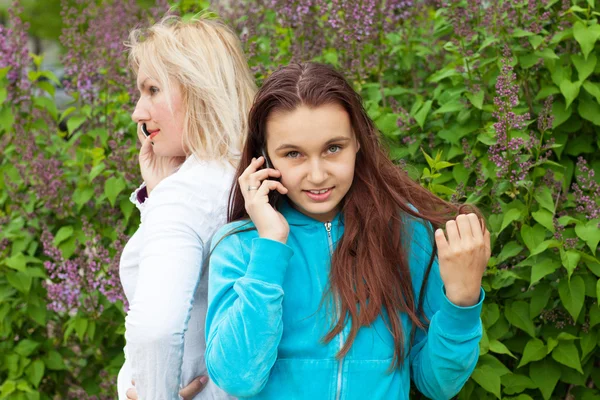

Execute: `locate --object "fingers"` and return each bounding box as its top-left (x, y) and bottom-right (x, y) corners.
top-left (239, 156), bottom-right (265, 182)
top-left (256, 179), bottom-right (288, 197)
top-left (139, 133), bottom-right (154, 158)
top-left (126, 388), bottom-right (138, 400)
top-left (483, 226), bottom-right (492, 259)
top-left (435, 228), bottom-right (449, 255)
top-left (136, 124), bottom-right (145, 144)
top-left (249, 167), bottom-right (282, 185)
top-left (455, 214), bottom-right (473, 240)
top-left (467, 213), bottom-right (485, 241)
top-left (445, 220), bottom-right (460, 245)
top-left (179, 376), bottom-right (209, 400)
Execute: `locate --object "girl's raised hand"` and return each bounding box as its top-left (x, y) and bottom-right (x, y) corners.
top-left (434, 213), bottom-right (491, 307)
top-left (239, 156), bottom-right (289, 243)
top-left (137, 125), bottom-right (186, 195)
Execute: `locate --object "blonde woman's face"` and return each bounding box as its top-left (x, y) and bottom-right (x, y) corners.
top-left (131, 67), bottom-right (186, 157)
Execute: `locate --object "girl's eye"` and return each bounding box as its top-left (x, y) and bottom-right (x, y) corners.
top-left (328, 145), bottom-right (341, 153)
top-left (149, 86), bottom-right (160, 95)
top-left (286, 151), bottom-right (301, 159)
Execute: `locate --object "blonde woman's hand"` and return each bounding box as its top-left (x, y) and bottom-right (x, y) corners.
top-left (239, 156), bottom-right (289, 243)
top-left (434, 213), bottom-right (491, 307)
top-left (125, 377), bottom-right (209, 400)
top-left (137, 126), bottom-right (186, 195)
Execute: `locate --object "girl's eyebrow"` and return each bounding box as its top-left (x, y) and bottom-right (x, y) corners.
top-left (274, 136), bottom-right (351, 151)
top-left (137, 77), bottom-right (150, 92)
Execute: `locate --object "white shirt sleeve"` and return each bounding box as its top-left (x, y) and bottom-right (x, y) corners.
top-left (117, 348), bottom-right (133, 400)
top-left (124, 170), bottom-right (223, 400)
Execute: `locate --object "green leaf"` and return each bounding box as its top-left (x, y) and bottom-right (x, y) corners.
top-left (414, 100), bottom-right (432, 129)
top-left (552, 341), bottom-right (583, 373)
top-left (580, 330), bottom-right (597, 360)
top-left (521, 224), bottom-right (547, 252)
top-left (532, 208), bottom-right (555, 233)
top-left (472, 365), bottom-right (501, 399)
top-left (52, 226), bottom-right (74, 247)
top-left (104, 176), bottom-right (127, 207)
top-left (560, 80), bottom-right (581, 109)
top-left (534, 186), bottom-right (555, 213)
top-left (465, 90), bottom-right (484, 109)
top-left (530, 282), bottom-right (552, 318)
top-left (482, 303), bottom-right (500, 329)
top-left (501, 208), bottom-right (522, 233)
top-left (518, 338), bottom-right (547, 368)
top-left (66, 115), bottom-right (86, 134)
top-left (558, 275), bottom-right (585, 320)
top-left (73, 186), bottom-right (95, 209)
top-left (14, 339), bottom-right (40, 357)
top-left (597, 279), bottom-right (600, 310)
top-left (578, 95), bottom-right (600, 126)
top-left (7, 271), bottom-right (32, 293)
top-left (44, 350), bottom-right (67, 370)
top-left (505, 300), bottom-right (536, 337)
top-left (512, 28), bottom-right (534, 37)
top-left (501, 373), bottom-right (537, 395)
top-left (0, 88), bottom-right (7, 105)
top-left (0, 380), bottom-right (16, 398)
top-left (560, 249), bottom-right (581, 277)
top-left (528, 35), bottom-right (544, 50)
top-left (590, 303), bottom-right (600, 327)
top-left (573, 54), bottom-right (598, 82)
top-left (573, 21), bottom-right (600, 59)
top-left (535, 85), bottom-right (560, 101)
top-left (552, 99), bottom-right (573, 127)
top-left (75, 318), bottom-right (88, 342)
top-left (529, 358), bottom-right (561, 400)
top-left (0, 106), bottom-right (15, 132)
top-left (489, 339), bottom-right (516, 358)
top-left (433, 99), bottom-right (464, 114)
top-left (535, 48), bottom-right (560, 60)
top-left (575, 219), bottom-right (600, 254)
top-left (25, 360), bottom-right (44, 388)
top-left (497, 241), bottom-right (524, 263)
top-left (583, 81), bottom-right (600, 103)
top-left (531, 257), bottom-right (561, 285)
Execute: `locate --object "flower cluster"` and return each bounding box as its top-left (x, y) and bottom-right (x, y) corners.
top-left (42, 217), bottom-right (127, 315)
top-left (0, 2), bottom-right (31, 105)
top-left (488, 52), bottom-right (531, 180)
top-left (571, 157), bottom-right (600, 221)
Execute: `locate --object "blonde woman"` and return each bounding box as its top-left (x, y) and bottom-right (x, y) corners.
top-left (117, 15), bottom-right (256, 400)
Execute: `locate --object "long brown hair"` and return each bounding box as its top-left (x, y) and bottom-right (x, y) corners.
top-left (227, 62), bottom-right (480, 368)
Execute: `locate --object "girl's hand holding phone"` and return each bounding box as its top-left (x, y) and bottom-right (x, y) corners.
top-left (434, 213), bottom-right (491, 307)
top-left (137, 124), bottom-right (186, 195)
top-left (239, 156), bottom-right (289, 243)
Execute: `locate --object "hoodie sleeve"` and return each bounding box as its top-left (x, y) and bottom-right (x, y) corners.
top-left (408, 218), bottom-right (484, 400)
top-left (205, 227), bottom-right (294, 397)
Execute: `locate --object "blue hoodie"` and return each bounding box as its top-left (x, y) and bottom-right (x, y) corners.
top-left (205, 200), bottom-right (484, 399)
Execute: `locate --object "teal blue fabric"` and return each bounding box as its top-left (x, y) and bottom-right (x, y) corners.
top-left (205, 200), bottom-right (484, 400)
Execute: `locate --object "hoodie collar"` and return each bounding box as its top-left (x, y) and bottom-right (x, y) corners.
top-left (279, 197), bottom-right (343, 227)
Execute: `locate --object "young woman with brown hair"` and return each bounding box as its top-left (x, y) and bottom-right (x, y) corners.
top-left (204, 62), bottom-right (490, 399)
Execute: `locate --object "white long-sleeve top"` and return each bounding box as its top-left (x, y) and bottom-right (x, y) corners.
top-left (117, 155), bottom-right (236, 400)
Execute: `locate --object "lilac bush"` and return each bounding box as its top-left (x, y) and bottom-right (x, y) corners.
top-left (1, 0), bottom-right (599, 398)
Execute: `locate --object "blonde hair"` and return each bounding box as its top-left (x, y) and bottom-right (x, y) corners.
top-left (126, 14), bottom-right (256, 163)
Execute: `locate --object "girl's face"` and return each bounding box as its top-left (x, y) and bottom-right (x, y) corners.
top-left (131, 66), bottom-right (186, 157)
top-left (266, 103), bottom-right (360, 223)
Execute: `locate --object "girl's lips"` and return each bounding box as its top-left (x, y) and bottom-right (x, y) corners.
top-left (149, 130), bottom-right (160, 139)
top-left (304, 187), bottom-right (333, 202)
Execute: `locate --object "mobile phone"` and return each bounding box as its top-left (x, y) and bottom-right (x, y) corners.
top-left (141, 123), bottom-right (151, 137)
top-left (260, 147), bottom-right (281, 208)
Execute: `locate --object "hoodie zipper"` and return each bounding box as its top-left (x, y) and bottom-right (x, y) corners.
top-left (325, 222), bottom-right (344, 400)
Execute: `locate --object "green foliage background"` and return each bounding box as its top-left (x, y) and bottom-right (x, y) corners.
top-left (1, 0), bottom-right (600, 399)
